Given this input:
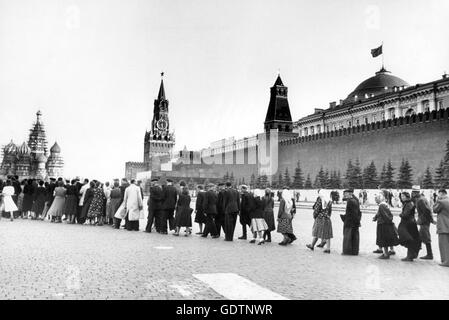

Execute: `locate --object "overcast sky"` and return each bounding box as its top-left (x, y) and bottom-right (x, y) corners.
top-left (1, 0), bottom-right (449, 181)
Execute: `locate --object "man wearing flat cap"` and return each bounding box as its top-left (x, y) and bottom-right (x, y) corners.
top-left (341, 188), bottom-right (362, 255)
top-left (412, 185), bottom-right (435, 260)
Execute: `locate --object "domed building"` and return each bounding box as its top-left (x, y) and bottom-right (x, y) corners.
top-left (0, 111), bottom-right (64, 180)
top-left (46, 142), bottom-right (64, 178)
top-left (293, 67), bottom-right (447, 136)
top-left (345, 67), bottom-right (410, 103)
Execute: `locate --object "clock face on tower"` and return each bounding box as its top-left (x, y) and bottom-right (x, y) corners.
top-left (157, 119), bottom-right (168, 130)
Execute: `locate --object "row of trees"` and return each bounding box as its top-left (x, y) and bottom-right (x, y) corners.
top-left (243, 140), bottom-right (449, 190)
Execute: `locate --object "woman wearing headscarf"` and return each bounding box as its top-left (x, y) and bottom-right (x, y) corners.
top-left (398, 191), bottom-right (422, 261)
top-left (262, 188), bottom-right (275, 242)
top-left (277, 188), bottom-right (297, 245)
top-left (373, 192), bottom-right (399, 259)
top-left (249, 189), bottom-right (269, 245)
top-left (307, 190), bottom-right (333, 253)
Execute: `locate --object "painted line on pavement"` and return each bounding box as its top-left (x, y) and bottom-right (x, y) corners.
top-left (153, 246), bottom-right (174, 250)
top-left (193, 273), bottom-right (289, 300)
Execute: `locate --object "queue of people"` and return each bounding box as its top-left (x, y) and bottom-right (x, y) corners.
top-left (1, 175), bottom-right (449, 267)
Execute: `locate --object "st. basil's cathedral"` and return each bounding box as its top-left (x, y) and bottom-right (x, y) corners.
top-left (0, 110), bottom-right (64, 180)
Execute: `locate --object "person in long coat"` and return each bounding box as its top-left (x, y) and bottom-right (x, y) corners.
top-left (239, 185), bottom-right (253, 240)
top-left (47, 181), bottom-right (67, 223)
top-left (340, 189), bottom-right (362, 255)
top-left (77, 179), bottom-right (90, 224)
top-left (161, 179), bottom-right (178, 234)
top-left (174, 185), bottom-right (193, 236)
top-left (123, 179), bottom-right (143, 231)
top-left (17, 181), bottom-right (25, 218)
top-left (87, 181), bottom-right (106, 225)
top-left (249, 189), bottom-right (268, 245)
top-left (113, 179), bottom-right (130, 229)
top-left (412, 186), bottom-right (435, 260)
top-left (22, 179), bottom-right (35, 218)
top-left (1, 180), bottom-right (18, 221)
top-left (433, 189), bottom-right (449, 267)
top-left (202, 184), bottom-right (219, 238)
top-left (64, 180), bottom-right (79, 224)
top-left (307, 190), bottom-right (333, 253)
top-left (194, 185), bottom-right (206, 235)
top-left (215, 183), bottom-right (226, 237)
top-left (103, 182), bottom-right (112, 225)
top-left (109, 180), bottom-right (122, 226)
top-left (262, 188), bottom-right (275, 242)
top-left (81, 181), bottom-right (95, 224)
top-left (398, 192), bottom-right (421, 262)
top-left (32, 180), bottom-right (47, 220)
top-left (146, 178), bottom-right (163, 233)
top-left (223, 182), bottom-right (240, 241)
top-left (373, 192), bottom-right (399, 259)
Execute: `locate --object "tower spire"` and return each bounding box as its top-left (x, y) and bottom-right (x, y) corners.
top-left (158, 72), bottom-right (166, 100)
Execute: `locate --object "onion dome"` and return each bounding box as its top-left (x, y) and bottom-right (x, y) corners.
top-left (4, 140), bottom-right (18, 154)
top-left (36, 154), bottom-right (48, 163)
top-left (18, 142), bottom-right (31, 156)
top-left (50, 142), bottom-right (61, 153)
top-left (346, 67), bottom-right (410, 102)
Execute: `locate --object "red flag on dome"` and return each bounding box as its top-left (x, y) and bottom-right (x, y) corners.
top-left (371, 45), bottom-right (383, 57)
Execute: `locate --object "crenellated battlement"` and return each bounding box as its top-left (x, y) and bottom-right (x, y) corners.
top-left (281, 108), bottom-right (449, 146)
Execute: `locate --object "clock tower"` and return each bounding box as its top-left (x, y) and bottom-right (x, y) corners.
top-left (144, 73), bottom-right (175, 167)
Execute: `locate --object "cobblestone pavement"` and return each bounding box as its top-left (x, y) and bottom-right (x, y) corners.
top-left (1, 202), bottom-right (449, 300)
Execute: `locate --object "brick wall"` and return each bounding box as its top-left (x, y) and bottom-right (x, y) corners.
top-left (277, 109), bottom-right (449, 184)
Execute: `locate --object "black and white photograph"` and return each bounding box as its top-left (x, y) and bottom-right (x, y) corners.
top-left (1, 0), bottom-right (449, 311)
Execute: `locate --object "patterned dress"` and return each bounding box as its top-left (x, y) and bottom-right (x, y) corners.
top-left (277, 199), bottom-right (293, 234)
top-left (312, 198), bottom-right (333, 240)
top-left (87, 187), bottom-right (105, 218)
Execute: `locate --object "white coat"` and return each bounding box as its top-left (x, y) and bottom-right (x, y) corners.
top-left (123, 183), bottom-right (143, 221)
top-left (1, 186), bottom-right (18, 212)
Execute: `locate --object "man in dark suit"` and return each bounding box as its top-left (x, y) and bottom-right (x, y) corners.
top-left (146, 178), bottom-right (163, 233)
top-left (412, 185), bottom-right (435, 260)
top-left (223, 182), bottom-right (240, 241)
top-left (239, 185), bottom-right (253, 240)
top-left (202, 184), bottom-right (219, 238)
top-left (215, 182), bottom-right (226, 237)
top-left (340, 189), bottom-right (362, 255)
top-left (433, 189), bottom-right (449, 267)
top-left (161, 179), bottom-right (178, 234)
